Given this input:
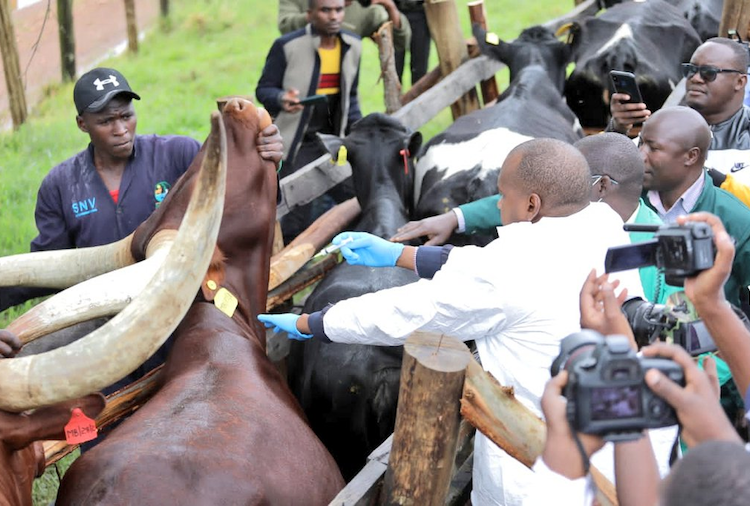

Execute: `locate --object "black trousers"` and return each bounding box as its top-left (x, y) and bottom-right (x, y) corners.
top-left (396, 8), bottom-right (431, 85)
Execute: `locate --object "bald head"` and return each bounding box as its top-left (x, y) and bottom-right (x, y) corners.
top-left (501, 138), bottom-right (590, 221)
top-left (647, 106), bottom-right (711, 164)
top-left (575, 133), bottom-right (644, 220)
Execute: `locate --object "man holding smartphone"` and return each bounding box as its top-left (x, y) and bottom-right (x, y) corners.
top-left (608, 37), bottom-right (750, 192)
top-left (257, 0), bottom-right (363, 242)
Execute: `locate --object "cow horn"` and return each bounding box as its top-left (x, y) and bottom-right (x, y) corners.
top-left (0, 236), bottom-right (136, 289)
top-left (0, 112), bottom-right (227, 412)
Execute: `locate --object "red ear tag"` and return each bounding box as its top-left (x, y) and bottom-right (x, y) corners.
top-left (399, 149), bottom-right (410, 175)
top-left (64, 408), bottom-right (98, 445)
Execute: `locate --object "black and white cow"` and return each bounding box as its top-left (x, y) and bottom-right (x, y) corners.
top-left (605, 0), bottom-right (723, 42)
top-left (565, 0), bottom-right (702, 128)
top-left (413, 24), bottom-right (583, 244)
top-left (287, 113), bottom-right (422, 480)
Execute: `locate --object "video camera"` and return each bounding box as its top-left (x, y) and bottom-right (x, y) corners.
top-left (550, 331), bottom-right (684, 441)
top-left (604, 222), bottom-right (715, 286)
top-left (621, 295), bottom-right (717, 356)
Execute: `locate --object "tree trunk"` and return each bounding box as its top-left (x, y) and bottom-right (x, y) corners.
top-left (0, 0), bottom-right (27, 128)
top-left (57, 0), bottom-right (76, 81)
top-left (381, 333), bottom-right (472, 505)
top-left (124, 0), bottom-right (138, 53)
top-left (423, 0), bottom-right (479, 120)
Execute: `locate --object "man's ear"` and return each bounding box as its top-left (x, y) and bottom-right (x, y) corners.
top-left (685, 146), bottom-right (701, 166)
top-left (76, 115), bottom-right (88, 133)
top-left (528, 193), bottom-right (542, 221)
top-left (735, 73), bottom-right (747, 92)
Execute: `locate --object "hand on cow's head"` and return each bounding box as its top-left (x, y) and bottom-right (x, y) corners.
top-left (0, 330), bottom-right (21, 359)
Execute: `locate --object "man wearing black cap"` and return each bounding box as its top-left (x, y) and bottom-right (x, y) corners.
top-left (0, 67), bottom-right (283, 312)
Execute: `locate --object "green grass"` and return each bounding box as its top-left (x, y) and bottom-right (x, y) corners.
top-left (0, 0), bottom-right (570, 502)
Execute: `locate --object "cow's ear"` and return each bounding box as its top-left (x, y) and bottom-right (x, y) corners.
top-left (317, 133), bottom-right (345, 160)
top-left (5, 394), bottom-right (106, 450)
top-left (407, 131), bottom-right (423, 158)
top-left (472, 23), bottom-right (509, 61)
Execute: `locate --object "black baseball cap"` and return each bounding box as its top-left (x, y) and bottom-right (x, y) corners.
top-left (73, 67), bottom-right (141, 116)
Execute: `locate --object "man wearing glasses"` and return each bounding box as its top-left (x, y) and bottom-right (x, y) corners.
top-left (609, 37), bottom-right (750, 191)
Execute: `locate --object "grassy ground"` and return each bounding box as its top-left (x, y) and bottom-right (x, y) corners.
top-left (0, 0), bottom-right (570, 503)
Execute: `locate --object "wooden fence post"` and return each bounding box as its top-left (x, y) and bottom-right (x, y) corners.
top-left (373, 21), bottom-right (402, 114)
top-left (381, 332), bottom-right (472, 505)
top-left (423, 0), bottom-right (480, 120)
top-left (57, 0), bottom-right (76, 81)
top-left (720, 0), bottom-right (750, 40)
top-left (124, 0), bottom-right (139, 53)
top-left (0, 0), bottom-right (27, 128)
top-left (468, 1), bottom-right (499, 105)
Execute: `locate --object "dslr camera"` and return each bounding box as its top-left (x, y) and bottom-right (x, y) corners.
top-left (604, 222), bottom-right (715, 286)
top-left (550, 330), bottom-right (684, 441)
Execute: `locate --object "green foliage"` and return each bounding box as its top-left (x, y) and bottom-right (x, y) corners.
top-left (0, 0), bottom-right (569, 503)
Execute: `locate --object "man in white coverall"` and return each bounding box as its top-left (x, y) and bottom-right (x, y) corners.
top-left (259, 138), bottom-right (645, 505)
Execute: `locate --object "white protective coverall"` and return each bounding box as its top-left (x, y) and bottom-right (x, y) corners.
top-left (321, 202), bottom-right (648, 506)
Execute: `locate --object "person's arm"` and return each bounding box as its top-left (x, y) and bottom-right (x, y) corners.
top-left (256, 40), bottom-right (303, 117)
top-left (277, 0), bottom-right (308, 34)
top-left (606, 92), bottom-right (651, 135)
top-left (677, 212), bottom-right (750, 397)
top-left (347, 66), bottom-right (363, 127)
top-left (370, 0), bottom-right (410, 53)
top-left (614, 438), bottom-right (660, 506)
top-left (390, 195), bottom-right (501, 245)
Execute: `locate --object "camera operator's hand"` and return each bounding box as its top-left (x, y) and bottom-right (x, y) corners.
top-left (579, 270), bottom-right (635, 348)
top-left (541, 371), bottom-right (606, 479)
top-left (676, 212), bottom-right (734, 309)
top-left (609, 93), bottom-right (650, 134)
top-left (642, 342), bottom-right (741, 448)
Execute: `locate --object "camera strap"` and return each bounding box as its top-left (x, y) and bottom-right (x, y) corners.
top-left (568, 418), bottom-right (591, 475)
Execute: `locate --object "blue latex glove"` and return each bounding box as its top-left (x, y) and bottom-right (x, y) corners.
top-left (258, 313), bottom-right (312, 340)
top-left (333, 231), bottom-right (405, 267)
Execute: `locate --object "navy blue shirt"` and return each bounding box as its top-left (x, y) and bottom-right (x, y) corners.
top-left (33, 134), bottom-right (200, 250)
top-left (1, 134), bottom-right (200, 311)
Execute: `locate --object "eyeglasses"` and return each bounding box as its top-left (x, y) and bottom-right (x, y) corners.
top-left (681, 63), bottom-right (745, 82)
top-left (591, 174), bottom-right (619, 186)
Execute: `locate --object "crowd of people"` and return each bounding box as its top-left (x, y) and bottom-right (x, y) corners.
top-left (3, 0), bottom-right (750, 504)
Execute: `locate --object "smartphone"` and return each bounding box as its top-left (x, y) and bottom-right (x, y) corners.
top-left (604, 240), bottom-right (657, 273)
top-left (296, 95), bottom-right (328, 106)
top-left (610, 70), bottom-right (644, 104)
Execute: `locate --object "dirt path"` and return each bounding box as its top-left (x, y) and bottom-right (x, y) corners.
top-left (0, 0), bottom-right (159, 130)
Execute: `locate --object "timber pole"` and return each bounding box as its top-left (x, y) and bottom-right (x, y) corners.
top-left (57, 0), bottom-right (76, 81)
top-left (468, 1), bottom-right (499, 105)
top-left (124, 0), bottom-right (139, 53)
top-left (381, 332), bottom-right (472, 505)
top-left (373, 21), bottom-right (402, 114)
top-left (424, 0), bottom-right (479, 120)
top-left (0, 0), bottom-right (27, 128)
top-left (719, 0), bottom-right (750, 39)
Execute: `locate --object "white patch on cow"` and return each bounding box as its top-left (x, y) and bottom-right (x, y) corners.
top-left (595, 24), bottom-right (634, 57)
top-left (414, 128), bottom-right (534, 203)
top-left (668, 79), bottom-right (675, 90)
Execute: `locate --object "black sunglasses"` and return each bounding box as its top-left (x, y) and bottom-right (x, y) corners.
top-left (681, 63), bottom-right (745, 82)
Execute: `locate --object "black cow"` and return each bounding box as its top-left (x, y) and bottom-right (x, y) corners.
top-left (287, 113), bottom-right (421, 479)
top-left (413, 24), bottom-right (582, 245)
top-left (565, 0), bottom-right (701, 128)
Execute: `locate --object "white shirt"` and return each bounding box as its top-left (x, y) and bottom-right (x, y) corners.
top-left (323, 202), bottom-right (645, 506)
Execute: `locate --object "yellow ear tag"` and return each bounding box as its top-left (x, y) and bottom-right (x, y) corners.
top-left (337, 145), bottom-right (348, 166)
top-left (555, 22), bottom-right (574, 38)
top-left (485, 32), bottom-right (500, 45)
top-left (214, 287), bottom-right (238, 318)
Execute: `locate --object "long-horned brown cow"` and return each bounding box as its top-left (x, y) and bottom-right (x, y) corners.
top-left (54, 98), bottom-right (344, 505)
